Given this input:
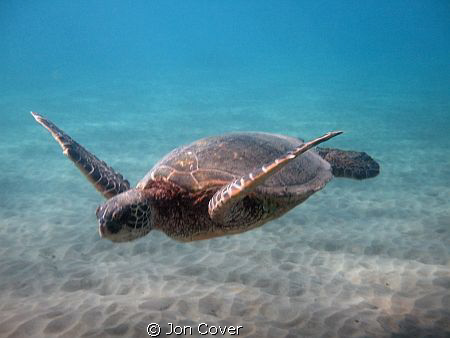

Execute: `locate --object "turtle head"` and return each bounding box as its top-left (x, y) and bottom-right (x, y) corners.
top-left (96, 189), bottom-right (152, 242)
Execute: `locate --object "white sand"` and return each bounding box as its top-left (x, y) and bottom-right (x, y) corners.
top-left (0, 82), bottom-right (449, 337)
top-left (0, 140), bottom-right (449, 338)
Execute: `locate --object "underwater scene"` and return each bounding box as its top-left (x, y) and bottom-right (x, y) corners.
top-left (1, 1), bottom-right (449, 337)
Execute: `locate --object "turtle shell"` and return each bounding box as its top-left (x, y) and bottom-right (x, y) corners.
top-left (136, 132), bottom-right (332, 196)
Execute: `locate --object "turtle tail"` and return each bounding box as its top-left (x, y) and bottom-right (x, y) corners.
top-left (316, 147), bottom-right (380, 180)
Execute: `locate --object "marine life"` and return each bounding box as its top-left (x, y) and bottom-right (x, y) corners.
top-left (31, 112), bottom-right (379, 243)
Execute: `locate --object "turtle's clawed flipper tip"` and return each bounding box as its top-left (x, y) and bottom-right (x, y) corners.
top-left (31, 111), bottom-right (72, 149)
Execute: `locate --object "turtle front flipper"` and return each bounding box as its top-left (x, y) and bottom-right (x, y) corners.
top-left (316, 147), bottom-right (380, 179)
top-left (31, 112), bottom-right (130, 198)
top-left (208, 131), bottom-right (343, 223)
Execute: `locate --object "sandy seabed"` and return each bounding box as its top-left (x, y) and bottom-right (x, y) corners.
top-left (0, 84), bottom-right (449, 337)
top-left (0, 140), bottom-right (449, 338)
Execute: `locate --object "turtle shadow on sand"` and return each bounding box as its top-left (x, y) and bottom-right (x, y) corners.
top-left (31, 111), bottom-right (380, 243)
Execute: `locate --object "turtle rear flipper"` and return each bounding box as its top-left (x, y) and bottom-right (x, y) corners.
top-left (31, 112), bottom-right (130, 198)
top-left (316, 147), bottom-right (380, 179)
top-left (208, 131), bottom-right (342, 224)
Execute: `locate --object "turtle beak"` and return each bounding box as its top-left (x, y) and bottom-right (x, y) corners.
top-left (98, 217), bottom-right (107, 237)
top-left (96, 204), bottom-right (109, 237)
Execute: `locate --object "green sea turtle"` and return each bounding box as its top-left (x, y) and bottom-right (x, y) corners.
top-left (31, 112), bottom-right (380, 243)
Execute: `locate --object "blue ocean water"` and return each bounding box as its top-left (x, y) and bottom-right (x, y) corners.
top-left (1, 1), bottom-right (449, 337)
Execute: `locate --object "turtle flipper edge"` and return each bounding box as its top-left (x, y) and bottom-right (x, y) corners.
top-left (31, 112), bottom-right (130, 198)
top-left (208, 131), bottom-right (343, 223)
top-left (316, 147), bottom-right (380, 179)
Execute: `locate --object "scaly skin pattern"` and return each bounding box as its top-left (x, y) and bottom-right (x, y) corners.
top-left (31, 112), bottom-right (130, 198)
top-left (145, 180), bottom-right (304, 242)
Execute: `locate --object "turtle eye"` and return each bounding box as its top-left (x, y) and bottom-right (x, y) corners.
top-left (113, 208), bottom-right (132, 223)
top-left (112, 210), bottom-right (121, 220)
